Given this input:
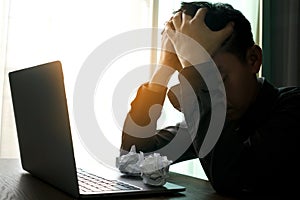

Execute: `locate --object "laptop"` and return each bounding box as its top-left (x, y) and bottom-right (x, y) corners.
top-left (8, 60), bottom-right (186, 198)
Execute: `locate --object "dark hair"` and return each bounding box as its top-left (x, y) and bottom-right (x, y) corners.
top-left (174, 1), bottom-right (255, 62)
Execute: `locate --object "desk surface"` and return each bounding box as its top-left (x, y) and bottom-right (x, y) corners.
top-left (0, 159), bottom-right (236, 200)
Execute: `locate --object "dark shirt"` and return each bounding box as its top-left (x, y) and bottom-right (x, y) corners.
top-left (121, 64), bottom-right (300, 196)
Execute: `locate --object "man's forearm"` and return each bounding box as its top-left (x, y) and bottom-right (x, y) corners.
top-left (120, 83), bottom-right (167, 153)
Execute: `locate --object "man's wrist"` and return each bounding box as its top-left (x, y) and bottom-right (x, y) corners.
top-left (150, 65), bottom-right (175, 88)
top-left (147, 82), bottom-right (167, 92)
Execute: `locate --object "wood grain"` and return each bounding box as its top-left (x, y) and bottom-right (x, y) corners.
top-left (0, 159), bottom-right (239, 200)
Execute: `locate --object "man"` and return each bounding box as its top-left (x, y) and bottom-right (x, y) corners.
top-left (121, 2), bottom-right (300, 196)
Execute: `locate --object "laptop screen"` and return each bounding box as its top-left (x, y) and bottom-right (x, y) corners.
top-left (9, 61), bottom-right (80, 197)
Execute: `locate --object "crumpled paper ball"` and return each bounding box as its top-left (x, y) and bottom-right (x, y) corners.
top-left (116, 145), bottom-right (172, 186)
top-left (140, 153), bottom-right (172, 186)
top-left (116, 145), bottom-right (144, 176)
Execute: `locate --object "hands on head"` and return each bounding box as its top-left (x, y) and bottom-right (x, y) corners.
top-left (150, 8), bottom-right (234, 88)
top-left (166, 8), bottom-right (234, 57)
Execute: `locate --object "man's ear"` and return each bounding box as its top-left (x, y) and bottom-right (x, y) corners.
top-left (246, 45), bottom-right (262, 74)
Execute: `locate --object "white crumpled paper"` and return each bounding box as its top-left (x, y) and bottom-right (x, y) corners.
top-left (116, 145), bottom-right (144, 176)
top-left (140, 153), bottom-right (173, 186)
top-left (116, 145), bottom-right (172, 186)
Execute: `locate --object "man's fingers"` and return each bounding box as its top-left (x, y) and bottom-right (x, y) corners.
top-left (165, 22), bottom-right (175, 40)
top-left (172, 11), bottom-right (182, 30)
top-left (161, 19), bottom-right (175, 35)
top-left (168, 20), bottom-right (175, 30)
top-left (182, 12), bottom-right (192, 22)
top-left (216, 21), bottom-right (234, 40)
top-left (165, 21), bottom-right (174, 33)
top-left (191, 8), bottom-right (207, 24)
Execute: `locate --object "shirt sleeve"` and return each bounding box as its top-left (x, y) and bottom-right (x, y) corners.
top-left (120, 82), bottom-right (198, 162)
top-left (178, 63), bottom-right (215, 177)
top-left (120, 82), bottom-right (167, 153)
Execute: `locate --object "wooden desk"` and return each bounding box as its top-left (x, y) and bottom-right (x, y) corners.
top-left (0, 159), bottom-right (235, 200)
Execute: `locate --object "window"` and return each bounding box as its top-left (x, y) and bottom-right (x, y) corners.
top-left (0, 0), bottom-right (261, 180)
top-left (0, 0), bottom-right (153, 159)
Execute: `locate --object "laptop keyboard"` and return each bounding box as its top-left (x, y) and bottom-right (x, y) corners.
top-left (77, 168), bottom-right (141, 193)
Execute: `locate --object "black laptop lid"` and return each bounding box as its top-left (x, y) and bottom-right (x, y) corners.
top-left (9, 61), bottom-right (80, 197)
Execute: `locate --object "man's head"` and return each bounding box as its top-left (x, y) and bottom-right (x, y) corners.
top-left (175, 1), bottom-right (254, 63)
top-left (175, 2), bottom-right (262, 120)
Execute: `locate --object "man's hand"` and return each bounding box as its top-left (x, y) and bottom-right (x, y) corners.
top-left (159, 23), bottom-right (183, 72)
top-left (149, 22), bottom-right (182, 88)
top-left (165, 8), bottom-right (234, 67)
